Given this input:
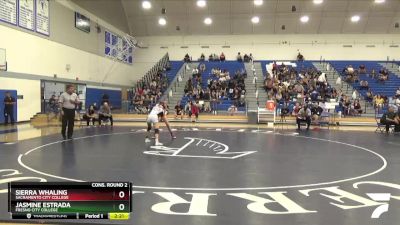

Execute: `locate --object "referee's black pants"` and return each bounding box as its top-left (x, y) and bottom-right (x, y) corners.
top-left (61, 108), bottom-right (75, 139)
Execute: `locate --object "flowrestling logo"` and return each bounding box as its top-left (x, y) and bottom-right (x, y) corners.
top-left (145, 137), bottom-right (257, 159)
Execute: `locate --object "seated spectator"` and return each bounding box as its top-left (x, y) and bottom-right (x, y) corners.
top-left (317, 73), bottom-right (326, 85)
top-left (83, 105), bottom-right (97, 126)
top-left (392, 96), bottom-right (400, 110)
top-left (359, 80), bottom-right (369, 90)
top-left (297, 52), bottom-right (304, 61)
top-left (208, 54), bottom-right (214, 62)
top-left (249, 53), bottom-right (254, 62)
top-left (346, 65), bottom-right (354, 75)
top-left (174, 101), bottom-right (183, 119)
top-left (365, 89), bottom-right (374, 103)
top-left (98, 102), bottom-right (113, 126)
top-left (374, 94), bottom-right (385, 108)
top-left (359, 64), bottom-right (366, 74)
top-left (243, 54), bottom-right (250, 63)
top-left (378, 72), bottom-right (388, 83)
top-left (47, 95), bottom-right (59, 120)
top-left (351, 99), bottom-right (363, 116)
top-left (310, 102), bottom-right (323, 121)
top-left (380, 106), bottom-right (400, 133)
top-left (199, 63), bottom-right (206, 72)
top-left (199, 53), bottom-right (205, 61)
top-left (292, 102), bottom-right (302, 116)
top-left (220, 52), bottom-right (225, 62)
top-left (228, 104), bottom-right (238, 116)
top-left (296, 105), bottom-right (312, 130)
top-left (396, 87), bottom-right (400, 98)
top-left (371, 69), bottom-right (376, 79)
top-left (236, 52), bottom-right (242, 62)
top-left (184, 53), bottom-right (191, 62)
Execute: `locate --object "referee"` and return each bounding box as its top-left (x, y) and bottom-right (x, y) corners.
top-left (59, 84), bottom-right (80, 140)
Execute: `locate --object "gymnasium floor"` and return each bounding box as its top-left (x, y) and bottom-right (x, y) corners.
top-left (1, 122), bottom-right (400, 225)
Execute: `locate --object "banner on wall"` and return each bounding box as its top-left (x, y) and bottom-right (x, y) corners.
top-left (35, 0), bottom-right (49, 35)
top-left (18, 0), bottom-right (34, 30)
top-left (0, 0), bottom-right (17, 25)
top-left (105, 30), bottom-right (133, 65)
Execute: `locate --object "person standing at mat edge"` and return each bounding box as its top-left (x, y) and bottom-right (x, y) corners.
top-left (59, 84), bottom-right (80, 140)
top-left (3, 91), bottom-right (16, 125)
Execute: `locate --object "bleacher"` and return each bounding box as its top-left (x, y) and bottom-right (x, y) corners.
top-left (258, 60), bottom-right (271, 77)
top-left (178, 61), bottom-right (246, 112)
top-left (330, 61), bottom-right (400, 97)
top-left (166, 61), bottom-right (184, 86)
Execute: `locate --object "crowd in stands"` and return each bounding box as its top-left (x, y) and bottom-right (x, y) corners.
top-left (342, 65), bottom-right (389, 84)
top-left (130, 62), bottom-right (171, 114)
top-left (184, 52), bottom-right (254, 63)
top-left (178, 64), bottom-right (247, 117)
top-left (263, 61), bottom-right (340, 124)
top-left (341, 64), bottom-right (399, 111)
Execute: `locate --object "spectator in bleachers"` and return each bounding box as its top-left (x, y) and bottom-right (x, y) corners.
top-left (228, 104), bottom-right (238, 116)
top-left (380, 106), bottom-right (400, 133)
top-left (243, 54), bottom-right (250, 63)
top-left (392, 96), bottom-right (400, 110)
top-left (351, 99), bottom-right (363, 116)
top-left (199, 53), bottom-right (205, 61)
top-left (184, 53), bottom-right (191, 62)
top-left (346, 65), bottom-right (354, 75)
top-left (365, 89), bottom-right (374, 103)
top-left (370, 69), bottom-right (376, 79)
top-left (360, 80), bottom-right (369, 90)
top-left (374, 94), bottom-right (385, 108)
top-left (236, 52), bottom-right (242, 62)
top-left (378, 71), bottom-right (389, 83)
top-left (395, 87), bottom-right (400, 98)
top-left (339, 95), bottom-right (351, 116)
top-left (359, 64), bottom-right (367, 74)
top-left (292, 102), bottom-right (301, 116)
top-left (249, 53), bottom-right (254, 62)
top-left (220, 53), bottom-right (225, 62)
top-left (208, 54), bottom-right (214, 61)
top-left (297, 52), bottom-right (304, 61)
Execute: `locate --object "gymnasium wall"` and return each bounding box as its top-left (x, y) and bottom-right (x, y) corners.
top-left (0, 78), bottom-right (40, 122)
top-left (0, 0), bottom-right (155, 86)
top-left (86, 86), bottom-right (122, 109)
top-left (136, 34), bottom-right (400, 61)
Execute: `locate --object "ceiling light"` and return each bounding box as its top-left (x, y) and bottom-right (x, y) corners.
top-left (197, 0), bottom-right (206, 8)
top-left (351, 15), bottom-right (360, 23)
top-left (300, 15), bottom-right (309, 23)
top-left (254, 0), bottom-right (263, 6)
top-left (142, 1), bottom-right (151, 9)
top-left (251, 16), bottom-right (260, 24)
top-left (204, 17), bottom-right (212, 25)
top-left (158, 18), bottom-right (166, 26)
top-left (313, 0), bottom-right (323, 4)
top-left (374, 0), bottom-right (385, 3)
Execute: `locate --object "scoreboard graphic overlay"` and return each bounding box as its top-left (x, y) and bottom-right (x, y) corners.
top-left (8, 182), bottom-right (132, 220)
